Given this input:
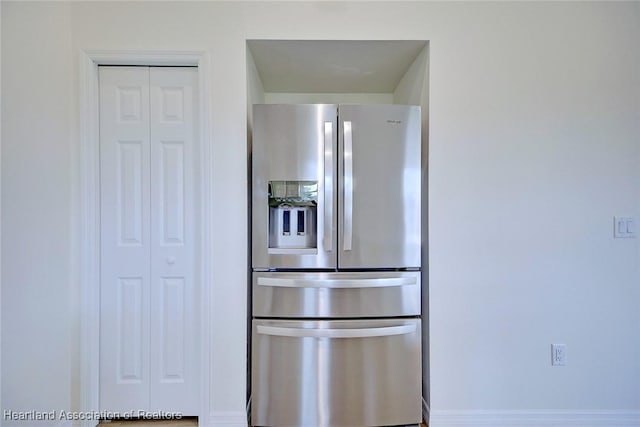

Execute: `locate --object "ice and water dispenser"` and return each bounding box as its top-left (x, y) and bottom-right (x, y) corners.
top-left (268, 180), bottom-right (317, 253)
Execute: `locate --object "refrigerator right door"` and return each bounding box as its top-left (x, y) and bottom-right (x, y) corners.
top-left (338, 104), bottom-right (421, 269)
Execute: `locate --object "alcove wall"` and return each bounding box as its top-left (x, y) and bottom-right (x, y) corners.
top-left (246, 39), bottom-right (431, 413)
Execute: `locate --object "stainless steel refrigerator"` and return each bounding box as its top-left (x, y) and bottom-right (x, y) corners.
top-left (251, 104), bottom-right (422, 427)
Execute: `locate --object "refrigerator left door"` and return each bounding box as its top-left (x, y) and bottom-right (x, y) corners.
top-left (252, 104), bottom-right (338, 269)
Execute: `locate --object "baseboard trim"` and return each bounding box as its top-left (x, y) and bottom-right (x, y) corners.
top-left (428, 410), bottom-right (640, 427)
top-left (423, 398), bottom-right (431, 425)
top-left (204, 411), bottom-right (247, 427)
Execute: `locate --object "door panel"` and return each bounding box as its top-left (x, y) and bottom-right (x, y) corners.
top-left (252, 318), bottom-right (422, 427)
top-left (99, 66), bottom-right (198, 414)
top-left (252, 104), bottom-right (338, 269)
top-left (116, 141), bottom-right (144, 245)
top-left (338, 104), bottom-right (421, 269)
top-left (159, 277), bottom-right (186, 380)
top-left (100, 66), bottom-right (151, 411)
top-left (117, 277), bottom-right (144, 383)
top-left (149, 67), bottom-right (198, 413)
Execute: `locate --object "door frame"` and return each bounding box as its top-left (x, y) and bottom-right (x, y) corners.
top-left (78, 50), bottom-right (212, 426)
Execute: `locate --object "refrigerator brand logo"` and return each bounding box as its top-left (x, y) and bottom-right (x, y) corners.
top-left (386, 119), bottom-right (402, 124)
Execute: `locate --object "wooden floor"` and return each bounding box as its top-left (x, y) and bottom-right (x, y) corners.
top-left (98, 419), bottom-right (197, 426)
top-left (98, 418), bottom-right (426, 426)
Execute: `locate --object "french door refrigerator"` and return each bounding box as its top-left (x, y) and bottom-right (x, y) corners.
top-left (251, 104), bottom-right (422, 427)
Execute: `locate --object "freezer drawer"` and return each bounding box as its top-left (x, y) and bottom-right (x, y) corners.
top-left (251, 318), bottom-right (422, 427)
top-left (253, 271), bottom-right (421, 318)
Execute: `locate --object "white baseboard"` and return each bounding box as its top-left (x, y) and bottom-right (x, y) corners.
top-left (423, 398), bottom-right (431, 424)
top-left (428, 410), bottom-right (640, 427)
top-left (203, 411), bottom-right (247, 427)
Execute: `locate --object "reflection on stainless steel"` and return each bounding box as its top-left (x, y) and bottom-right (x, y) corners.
top-left (323, 121), bottom-right (334, 251)
top-left (342, 120), bottom-right (353, 252)
top-left (252, 319), bottom-right (422, 427)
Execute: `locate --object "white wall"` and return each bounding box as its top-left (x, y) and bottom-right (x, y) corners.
top-left (393, 45), bottom-right (428, 106)
top-left (1, 1), bottom-right (74, 423)
top-left (2, 2), bottom-right (639, 426)
top-left (427, 2), bottom-right (640, 415)
top-left (247, 48), bottom-right (265, 122)
top-left (394, 44), bottom-right (431, 410)
top-left (263, 92), bottom-right (393, 104)
top-left (0, 2), bottom-right (3, 421)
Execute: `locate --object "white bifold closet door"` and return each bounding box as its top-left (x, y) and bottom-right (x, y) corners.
top-left (99, 66), bottom-right (198, 414)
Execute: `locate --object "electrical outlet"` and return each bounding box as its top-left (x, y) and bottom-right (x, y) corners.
top-left (551, 344), bottom-right (566, 366)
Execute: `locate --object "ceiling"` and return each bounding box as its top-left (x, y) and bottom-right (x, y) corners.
top-left (248, 40), bottom-right (427, 93)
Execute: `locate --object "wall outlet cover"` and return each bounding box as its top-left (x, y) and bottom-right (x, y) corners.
top-left (551, 344), bottom-right (566, 366)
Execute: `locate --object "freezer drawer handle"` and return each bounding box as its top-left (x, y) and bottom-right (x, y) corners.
top-left (256, 276), bottom-right (417, 288)
top-left (256, 324), bottom-right (416, 338)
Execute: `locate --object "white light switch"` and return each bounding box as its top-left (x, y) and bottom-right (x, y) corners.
top-left (626, 218), bottom-right (635, 235)
top-left (614, 216), bottom-right (636, 238)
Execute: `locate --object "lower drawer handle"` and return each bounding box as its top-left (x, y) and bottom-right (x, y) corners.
top-left (257, 276), bottom-right (417, 288)
top-left (256, 324), bottom-right (416, 339)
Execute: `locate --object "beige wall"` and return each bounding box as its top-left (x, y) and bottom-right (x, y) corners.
top-left (2, 1), bottom-right (639, 426)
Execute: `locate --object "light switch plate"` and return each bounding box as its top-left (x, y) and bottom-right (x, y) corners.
top-left (614, 216), bottom-right (636, 238)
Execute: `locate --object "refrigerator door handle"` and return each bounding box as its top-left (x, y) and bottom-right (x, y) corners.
top-left (256, 324), bottom-right (415, 339)
top-left (324, 121), bottom-right (333, 251)
top-left (343, 120), bottom-right (353, 251)
top-left (256, 276), bottom-right (417, 288)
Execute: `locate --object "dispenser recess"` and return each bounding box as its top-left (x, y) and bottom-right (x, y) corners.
top-left (268, 180), bottom-right (318, 254)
